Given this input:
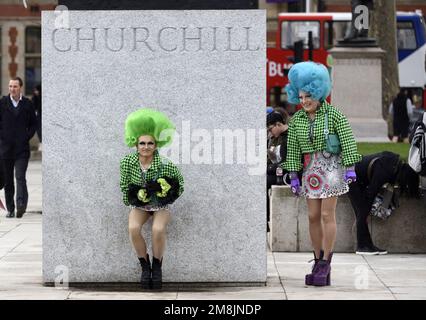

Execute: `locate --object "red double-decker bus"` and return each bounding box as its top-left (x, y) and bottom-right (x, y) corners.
top-left (267, 12), bottom-right (426, 113)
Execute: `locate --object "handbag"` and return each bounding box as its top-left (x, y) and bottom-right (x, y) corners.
top-left (324, 111), bottom-right (342, 154)
top-left (370, 183), bottom-right (399, 220)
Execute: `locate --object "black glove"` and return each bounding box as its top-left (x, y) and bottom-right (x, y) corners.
top-left (156, 177), bottom-right (181, 206)
top-left (145, 180), bottom-right (162, 196)
top-left (128, 184), bottom-right (144, 206)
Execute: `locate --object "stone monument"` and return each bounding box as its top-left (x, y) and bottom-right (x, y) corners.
top-left (42, 10), bottom-right (266, 284)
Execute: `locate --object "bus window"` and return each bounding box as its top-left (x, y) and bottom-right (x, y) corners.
top-left (324, 21), bottom-right (351, 49)
top-left (281, 21), bottom-right (320, 49)
top-left (397, 21), bottom-right (417, 49)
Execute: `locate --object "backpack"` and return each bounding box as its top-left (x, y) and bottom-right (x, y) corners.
top-left (408, 113), bottom-right (426, 176)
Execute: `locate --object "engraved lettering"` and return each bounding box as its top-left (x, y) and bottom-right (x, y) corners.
top-left (211, 27), bottom-right (218, 51)
top-left (226, 27), bottom-right (243, 51)
top-left (182, 27), bottom-right (202, 52)
top-left (132, 27), bottom-right (154, 52)
top-left (158, 27), bottom-right (177, 52)
top-left (104, 27), bottom-right (125, 52)
top-left (76, 28), bottom-right (97, 52)
top-left (244, 27), bottom-right (260, 51)
top-left (52, 28), bottom-right (71, 52)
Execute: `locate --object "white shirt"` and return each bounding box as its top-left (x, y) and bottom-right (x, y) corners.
top-left (10, 94), bottom-right (22, 108)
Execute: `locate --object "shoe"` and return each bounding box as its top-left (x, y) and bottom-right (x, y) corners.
top-left (16, 207), bottom-right (26, 219)
top-left (312, 252), bottom-right (333, 286)
top-left (372, 245), bottom-right (388, 255)
top-left (305, 250), bottom-right (324, 286)
top-left (138, 254), bottom-right (152, 289)
top-left (356, 246), bottom-right (379, 255)
top-left (6, 211), bottom-right (15, 218)
top-left (151, 257), bottom-right (163, 290)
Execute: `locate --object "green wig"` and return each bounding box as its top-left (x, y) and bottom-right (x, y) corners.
top-left (124, 108), bottom-right (175, 148)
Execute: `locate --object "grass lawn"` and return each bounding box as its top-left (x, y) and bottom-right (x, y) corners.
top-left (356, 142), bottom-right (410, 162)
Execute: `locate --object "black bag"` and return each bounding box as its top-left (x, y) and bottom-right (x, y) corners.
top-left (370, 183), bottom-right (400, 220)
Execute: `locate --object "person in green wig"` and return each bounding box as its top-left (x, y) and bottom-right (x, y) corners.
top-left (120, 108), bottom-right (184, 290)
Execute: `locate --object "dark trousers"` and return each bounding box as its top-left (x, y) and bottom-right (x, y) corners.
top-left (347, 181), bottom-right (374, 248)
top-left (2, 158), bottom-right (29, 213)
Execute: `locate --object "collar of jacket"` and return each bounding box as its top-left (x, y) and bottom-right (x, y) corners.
top-left (129, 150), bottom-right (162, 171)
top-left (300, 100), bottom-right (329, 119)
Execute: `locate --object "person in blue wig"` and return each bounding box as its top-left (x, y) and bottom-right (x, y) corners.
top-left (282, 61), bottom-right (361, 286)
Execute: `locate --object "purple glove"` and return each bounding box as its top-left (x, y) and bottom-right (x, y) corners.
top-left (345, 168), bottom-right (357, 184)
top-left (289, 172), bottom-right (301, 196)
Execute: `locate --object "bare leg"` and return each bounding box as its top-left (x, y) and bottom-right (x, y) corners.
top-left (128, 208), bottom-right (151, 258)
top-left (152, 209), bottom-right (171, 260)
top-left (307, 199), bottom-right (323, 259)
top-left (321, 197), bottom-right (338, 260)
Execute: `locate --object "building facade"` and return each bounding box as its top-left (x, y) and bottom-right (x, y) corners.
top-left (0, 0), bottom-right (56, 96)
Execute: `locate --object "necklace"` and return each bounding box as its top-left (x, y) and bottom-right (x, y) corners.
top-left (140, 162), bottom-right (150, 171)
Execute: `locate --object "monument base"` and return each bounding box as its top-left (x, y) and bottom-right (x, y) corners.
top-left (329, 47), bottom-right (386, 141)
top-left (337, 37), bottom-right (378, 47)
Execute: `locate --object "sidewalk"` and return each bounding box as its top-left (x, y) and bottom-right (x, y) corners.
top-left (0, 160), bottom-right (425, 300)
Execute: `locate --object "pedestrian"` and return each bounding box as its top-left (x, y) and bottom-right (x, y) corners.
top-left (32, 84), bottom-right (42, 145)
top-left (120, 108), bottom-right (184, 290)
top-left (390, 89), bottom-right (413, 143)
top-left (266, 110), bottom-right (289, 231)
top-left (348, 151), bottom-right (420, 255)
top-left (283, 61), bottom-right (361, 286)
top-left (0, 77), bottom-right (37, 218)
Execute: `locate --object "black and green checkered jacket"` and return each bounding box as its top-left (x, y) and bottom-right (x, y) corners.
top-left (282, 101), bottom-right (361, 172)
top-left (120, 151), bottom-right (184, 206)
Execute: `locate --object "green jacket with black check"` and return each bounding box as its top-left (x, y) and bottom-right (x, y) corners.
top-left (282, 101), bottom-right (361, 172)
top-left (120, 151), bottom-right (184, 206)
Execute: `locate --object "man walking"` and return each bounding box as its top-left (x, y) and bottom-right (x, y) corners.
top-left (0, 77), bottom-right (37, 218)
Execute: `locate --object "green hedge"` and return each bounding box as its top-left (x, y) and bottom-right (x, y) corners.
top-left (356, 143), bottom-right (410, 162)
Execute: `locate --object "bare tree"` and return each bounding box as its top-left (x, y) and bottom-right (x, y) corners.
top-left (370, 0), bottom-right (399, 136)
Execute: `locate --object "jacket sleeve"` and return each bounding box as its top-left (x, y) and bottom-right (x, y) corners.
top-left (169, 163), bottom-right (184, 196)
top-left (283, 118), bottom-right (303, 172)
top-left (334, 110), bottom-right (362, 167)
top-left (279, 134), bottom-right (288, 165)
top-left (120, 158), bottom-right (130, 206)
top-left (27, 99), bottom-right (37, 140)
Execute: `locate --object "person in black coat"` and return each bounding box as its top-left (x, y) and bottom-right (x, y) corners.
top-left (266, 111), bottom-right (289, 231)
top-left (347, 151), bottom-right (420, 255)
top-left (0, 77), bottom-right (37, 218)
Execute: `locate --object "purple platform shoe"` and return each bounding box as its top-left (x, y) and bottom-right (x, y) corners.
top-left (312, 252), bottom-right (333, 286)
top-left (305, 250), bottom-right (324, 286)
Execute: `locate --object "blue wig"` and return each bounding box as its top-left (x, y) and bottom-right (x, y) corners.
top-left (285, 61), bottom-right (331, 104)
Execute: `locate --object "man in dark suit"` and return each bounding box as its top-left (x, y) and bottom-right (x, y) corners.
top-left (0, 77), bottom-right (37, 218)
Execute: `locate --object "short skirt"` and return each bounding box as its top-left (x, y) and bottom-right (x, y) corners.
top-left (130, 204), bottom-right (170, 214)
top-left (300, 151), bottom-right (349, 199)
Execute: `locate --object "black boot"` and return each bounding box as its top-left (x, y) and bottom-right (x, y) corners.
top-left (138, 254), bottom-right (151, 289)
top-left (151, 257), bottom-right (163, 290)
